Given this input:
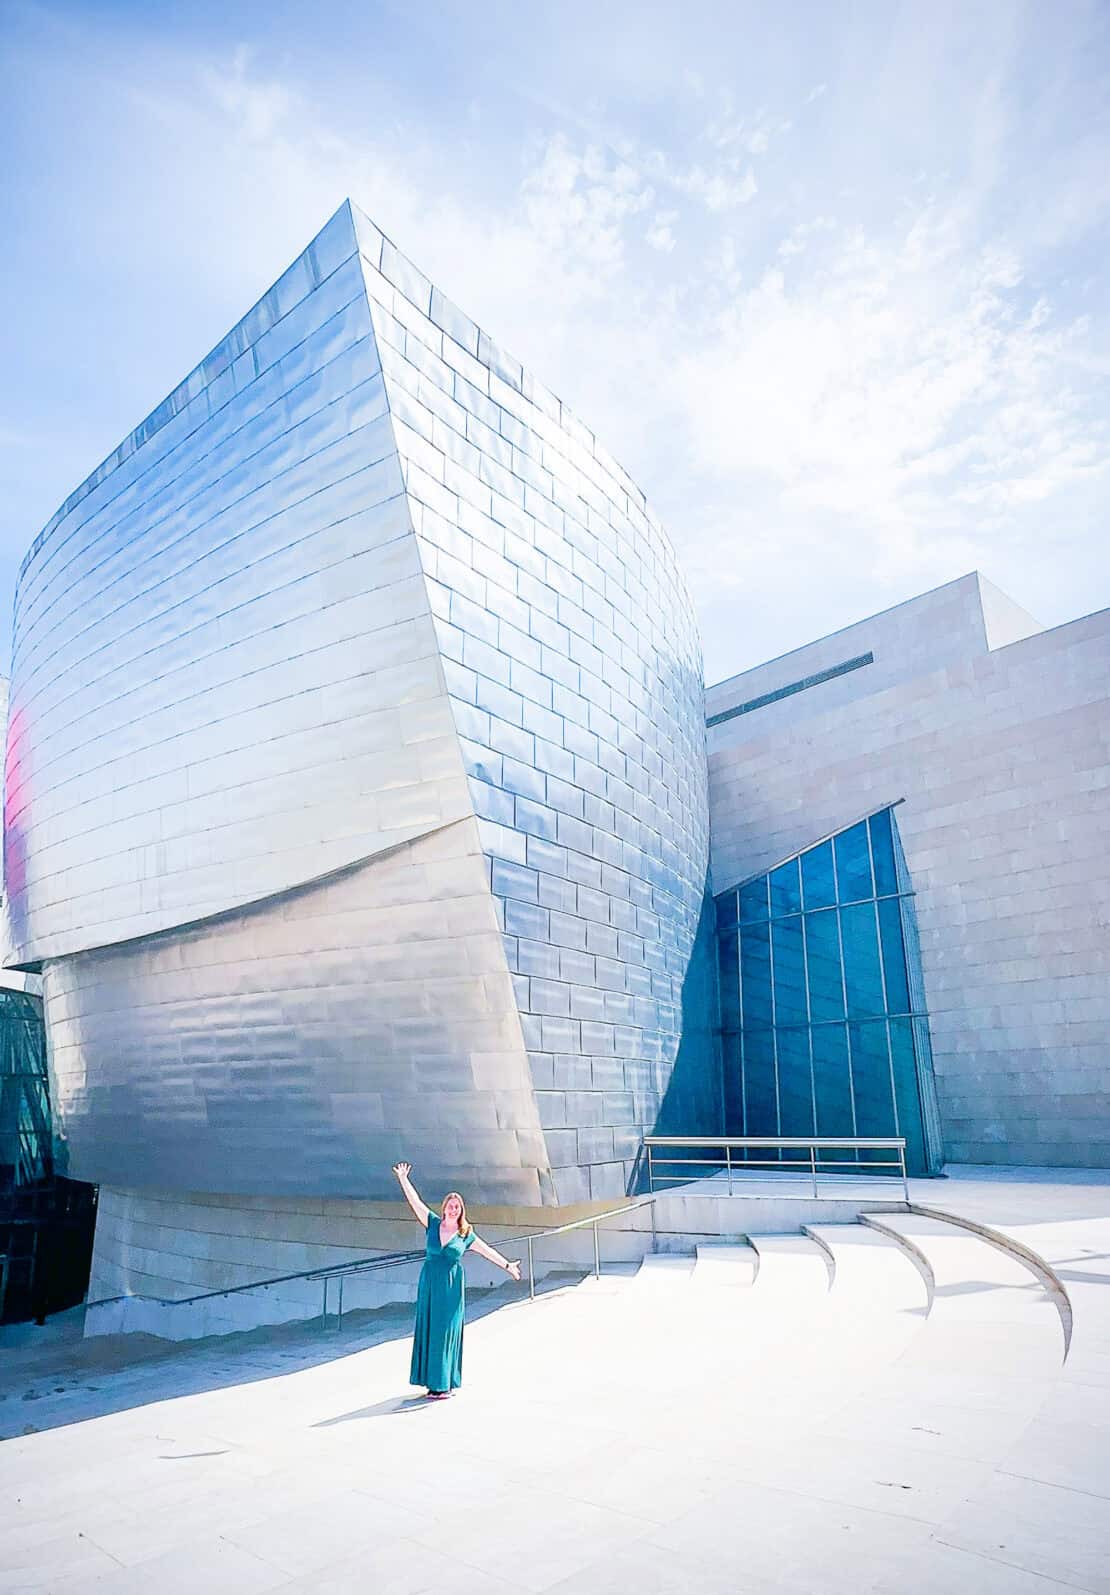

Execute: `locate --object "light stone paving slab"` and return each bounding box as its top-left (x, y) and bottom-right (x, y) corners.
top-left (645, 1482), bottom-right (1065, 1595)
top-left (802, 1226), bottom-right (928, 1341)
top-left (51, 1537), bottom-right (291, 1595)
top-left (622, 1254), bottom-right (696, 1283)
top-left (539, 1538), bottom-right (788, 1594)
top-left (935, 1470), bottom-right (1110, 1594)
top-left (747, 1234), bottom-right (833, 1293)
top-left (690, 1242), bottom-right (758, 1286)
top-left (2, 1167), bottom-right (1108, 1594)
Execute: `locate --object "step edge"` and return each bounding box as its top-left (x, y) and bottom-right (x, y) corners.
top-left (748, 1234), bottom-right (833, 1292)
top-left (859, 1213), bottom-right (937, 1314)
top-left (906, 1202), bottom-right (1073, 1358)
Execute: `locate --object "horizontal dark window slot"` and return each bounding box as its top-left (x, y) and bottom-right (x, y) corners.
top-left (707, 651), bottom-right (875, 728)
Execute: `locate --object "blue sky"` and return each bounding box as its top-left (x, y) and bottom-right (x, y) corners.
top-left (2, 0), bottom-right (1108, 681)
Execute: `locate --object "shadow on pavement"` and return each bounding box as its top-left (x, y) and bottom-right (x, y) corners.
top-left (312, 1395), bottom-right (435, 1425)
top-left (0, 1271), bottom-right (583, 1443)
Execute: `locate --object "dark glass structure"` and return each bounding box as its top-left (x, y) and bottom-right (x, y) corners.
top-left (0, 988), bottom-right (96, 1321)
top-left (715, 806), bottom-right (943, 1175)
top-left (0, 990), bottom-right (51, 1191)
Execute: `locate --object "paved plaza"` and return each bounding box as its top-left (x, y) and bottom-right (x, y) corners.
top-left (3, 1168), bottom-right (1109, 1594)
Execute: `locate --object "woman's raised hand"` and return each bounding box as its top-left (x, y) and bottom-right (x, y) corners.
top-left (392, 1161), bottom-right (412, 1179)
top-left (506, 1259), bottom-right (522, 1282)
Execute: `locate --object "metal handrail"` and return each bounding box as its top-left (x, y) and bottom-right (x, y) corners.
top-left (86, 1193), bottom-right (659, 1330)
top-left (84, 1247), bottom-right (427, 1312)
top-left (319, 1198), bottom-right (653, 1325)
top-left (643, 1135), bottom-right (909, 1201)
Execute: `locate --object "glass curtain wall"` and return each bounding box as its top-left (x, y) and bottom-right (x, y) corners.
top-left (1, 988), bottom-right (98, 1323)
top-left (716, 807), bottom-right (942, 1175)
top-left (0, 990), bottom-right (51, 1193)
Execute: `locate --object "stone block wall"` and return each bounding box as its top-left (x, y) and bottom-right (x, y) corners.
top-left (708, 586), bottom-right (1110, 1167)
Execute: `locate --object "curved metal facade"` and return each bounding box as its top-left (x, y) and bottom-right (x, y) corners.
top-left (5, 201), bottom-right (711, 1205)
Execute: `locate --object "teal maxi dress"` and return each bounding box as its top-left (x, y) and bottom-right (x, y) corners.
top-left (410, 1212), bottom-right (476, 1391)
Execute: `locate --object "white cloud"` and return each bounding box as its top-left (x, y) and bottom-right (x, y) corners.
top-left (21, 34), bottom-right (1105, 680)
top-left (680, 163), bottom-right (758, 211)
top-left (675, 206), bottom-right (1107, 556)
top-left (630, 141), bottom-right (759, 214)
top-left (646, 211), bottom-right (679, 252)
top-left (201, 45), bottom-right (296, 141)
top-left (776, 216), bottom-right (836, 258)
top-left (703, 110), bottom-right (792, 158)
top-left (187, 53), bottom-right (1108, 671)
top-left (519, 136), bottom-right (653, 280)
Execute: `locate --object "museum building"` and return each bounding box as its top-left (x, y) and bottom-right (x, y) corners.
top-left (3, 202), bottom-right (1107, 1308)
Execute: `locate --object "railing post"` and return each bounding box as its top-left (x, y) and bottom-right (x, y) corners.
top-left (901, 1143), bottom-right (909, 1203)
top-left (810, 1143), bottom-right (818, 1199)
top-left (593, 1221), bottom-right (601, 1279)
top-left (337, 1275), bottom-right (344, 1329)
top-left (726, 1143), bottom-right (733, 1195)
top-left (527, 1234), bottom-right (535, 1302)
top-left (647, 1143), bottom-right (654, 1192)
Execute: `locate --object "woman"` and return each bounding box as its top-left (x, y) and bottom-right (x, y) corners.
top-left (392, 1161), bottom-right (522, 1399)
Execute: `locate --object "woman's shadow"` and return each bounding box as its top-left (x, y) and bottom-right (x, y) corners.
top-left (312, 1395), bottom-right (436, 1426)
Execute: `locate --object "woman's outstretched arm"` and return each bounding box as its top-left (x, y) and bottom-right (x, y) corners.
top-left (470, 1234), bottom-right (522, 1282)
top-left (392, 1162), bottom-right (431, 1227)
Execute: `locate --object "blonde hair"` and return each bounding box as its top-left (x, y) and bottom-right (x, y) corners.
top-left (441, 1191), bottom-right (472, 1237)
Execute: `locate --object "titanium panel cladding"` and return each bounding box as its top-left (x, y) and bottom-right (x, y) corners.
top-left (6, 205), bottom-right (473, 967)
top-left (45, 818), bottom-right (548, 1203)
top-left (352, 203), bottom-right (711, 1203)
top-left (6, 200), bottom-right (711, 1205)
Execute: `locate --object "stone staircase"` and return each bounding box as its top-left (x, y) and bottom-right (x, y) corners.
top-left (5, 1185), bottom-right (1106, 1593)
top-left (458, 1206), bottom-right (1083, 1589)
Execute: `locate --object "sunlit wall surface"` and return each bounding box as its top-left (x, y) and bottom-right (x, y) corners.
top-left (357, 212), bottom-right (712, 1202)
top-left (707, 576), bottom-right (1110, 1168)
top-left (4, 201), bottom-right (711, 1208)
top-left (715, 808), bottom-right (942, 1175)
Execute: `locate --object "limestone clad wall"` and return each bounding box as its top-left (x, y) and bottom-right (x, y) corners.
top-left (708, 580), bottom-right (1110, 1167)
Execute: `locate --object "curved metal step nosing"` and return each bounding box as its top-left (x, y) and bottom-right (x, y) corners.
top-left (748, 1234), bottom-right (834, 1292)
top-left (800, 1226), bottom-right (837, 1290)
top-left (859, 1214), bottom-right (936, 1313)
top-left (906, 1202), bottom-right (1073, 1357)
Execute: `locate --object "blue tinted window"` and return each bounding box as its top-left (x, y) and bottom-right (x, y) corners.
top-left (869, 809), bottom-right (898, 896)
top-left (715, 890), bottom-right (738, 929)
top-left (769, 858), bottom-right (802, 916)
top-left (801, 839), bottom-right (836, 909)
top-left (721, 1031), bottom-right (743, 1129)
top-left (739, 877), bottom-right (769, 923)
top-left (740, 923), bottom-right (772, 1026)
top-left (719, 806), bottom-right (938, 1175)
top-left (804, 909), bottom-right (844, 1022)
top-left (812, 1024), bottom-right (854, 1140)
top-left (771, 915), bottom-right (807, 1025)
top-left (877, 898), bottom-right (910, 1013)
top-left (841, 902), bottom-right (885, 1018)
top-left (741, 1027), bottom-right (777, 1135)
top-left (834, 821), bottom-right (872, 902)
top-left (718, 930), bottom-right (740, 1028)
top-left (889, 1018), bottom-right (925, 1172)
top-left (777, 1027), bottom-right (814, 1137)
top-left (849, 1020), bottom-right (896, 1139)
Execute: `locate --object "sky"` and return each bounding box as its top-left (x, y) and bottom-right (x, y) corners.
top-left (2, 1), bottom-right (1108, 684)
